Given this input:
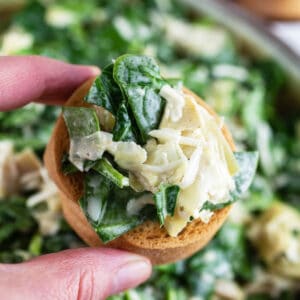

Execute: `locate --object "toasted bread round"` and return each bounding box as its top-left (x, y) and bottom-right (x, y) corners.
top-left (44, 78), bottom-right (235, 264)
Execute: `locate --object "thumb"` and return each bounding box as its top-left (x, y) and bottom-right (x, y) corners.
top-left (0, 248), bottom-right (152, 300)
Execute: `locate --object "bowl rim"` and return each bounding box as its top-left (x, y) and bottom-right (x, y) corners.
top-left (183, 0), bottom-right (300, 99)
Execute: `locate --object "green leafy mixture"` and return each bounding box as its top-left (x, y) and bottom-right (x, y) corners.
top-left (62, 54), bottom-right (258, 242)
top-left (0, 0), bottom-right (299, 299)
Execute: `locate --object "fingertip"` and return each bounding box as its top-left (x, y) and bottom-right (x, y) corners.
top-left (111, 258), bottom-right (152, 296)
top-left (61, 248), bottom-right (152, 299)
top-left (88, 66), bottom-right (101, 76)
top-left (75, 248), bottom-right (152, 298)
top-left (0, 247), bottom-right (152, 300)
top-left (0, 56), bottom-right (101, 110)
top-left (73, 64), bottom-right (100, 78)
top-left (35, 63), bottom-right (100, 105)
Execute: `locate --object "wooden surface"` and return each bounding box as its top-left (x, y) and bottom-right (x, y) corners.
top-left (238, 0), bottom-right (300, 20)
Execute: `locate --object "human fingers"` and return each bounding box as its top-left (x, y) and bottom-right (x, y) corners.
top-left (0, 55), bottom-right (100, 111)
top-left (0, 247), bottom-right (152, 300)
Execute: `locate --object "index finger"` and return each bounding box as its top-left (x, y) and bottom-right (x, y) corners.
top-left (0, 55), bottom-right (100, 111)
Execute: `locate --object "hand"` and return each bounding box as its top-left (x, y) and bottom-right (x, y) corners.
top-left (0, 56), bottom-right (152, 299)
top-left (0, 248), bottom-right (151, 300)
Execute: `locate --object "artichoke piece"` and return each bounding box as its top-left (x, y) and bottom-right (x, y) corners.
top-left (248, 202), bottom-right (300, 278)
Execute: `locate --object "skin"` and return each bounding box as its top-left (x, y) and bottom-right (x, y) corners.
top-left (0, 56), bottom-right (152, 300)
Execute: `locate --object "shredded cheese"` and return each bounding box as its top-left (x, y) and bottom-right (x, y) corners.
top-left (160, 85), bottom-right (185, 122)
top-left (149, 86), bottom-right (236, 236)
top-left (180, 147), bottom-right (202, 189)
top-left (69, 84), bottom-right (237, 237)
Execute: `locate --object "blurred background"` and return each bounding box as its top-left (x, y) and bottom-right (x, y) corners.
top-left (0, 1), bottom-right (299, 299)
top-left (236, 0), bottom-right (300, 56)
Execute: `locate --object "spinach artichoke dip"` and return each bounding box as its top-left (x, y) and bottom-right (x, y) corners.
top-left (62, 54), bottom-right (258, 242)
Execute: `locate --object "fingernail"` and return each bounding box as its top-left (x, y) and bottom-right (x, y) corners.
top-left (88, 66), bottom-right (101, 76)
top-left (112, 260), bottom-right (151, 294)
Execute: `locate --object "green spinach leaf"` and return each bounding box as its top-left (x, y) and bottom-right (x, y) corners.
top-left (154, 184), bottom-right (180, 225)
top-left (0, 197), bottom-right (36, 245)
top-left (201, 200), bottom-right (234, 212)
top-left (62, 107), bottom-right (100, 138)
top-left (83, 55), bottom-right (167, 144)
top-left (83, 63), bottom-right (140, 143)
top-left (93, 157), bottom-right (129, 188)
top-left (61, 154), bottom-right (78, 175)
top-left (62, 157), bottom-right (98, 174)
top-left (79, 171), bottom-right (111, 227)
top-left (80, 171), bottom-right (148, 243)
top-left (113, 54), bottom-right (166, 143)
top-left (84, 64), bottom-right (122, 114)
top-left (232, 151), bottom-right (259, 198)
top-left (186, 222), bottom-right (253, 298)
top-left (112, 101), bottom-right (137, 142)
top-left (201, 151), bottom-right (259, 211)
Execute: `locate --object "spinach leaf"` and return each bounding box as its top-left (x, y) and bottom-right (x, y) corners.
top-left (0, 197), bottom-right (36, 245)
top-left (79, 171), bottom-right (111, 227)
top-left (96, 213), bottom-right (141, 244)
top-left (83, 55), bottom-right (166, 144)
top-left (201, 200), bottom-right (234, 212)
top-left (186, 222), bottom-right (253, 298)
top-left (62, 153), bottom-right (129, 189)
top-left (232, 151), bottom-right (259, 198)
top-left (113, 54), bottom-right (166, 143)
top-left (41, 219), bottom-right (82, 254)
top-left (84, 64), bottom-right (139, 143)
top-left (84, 64), bottom-right (121, 114)
top-left (201, 151), bottom-right (258, 211)
top-left (93, 157), bottom-right (129, 188)
top-left (0, 104), bottom-right (45, 127)
top-left (63, 107), bottom-right (102, 169)
top-left (62, 107), bottom-right (100, 138)
top-left (97, 186), bottom-right (156, 243)
top-left (61, 154), bottom-right (78, 175)
top-left (28, 234), bottom-right (42, 256)
top-left (253, 60), bottom-right (285, 105)
top-left (154, 184), bottom-right (180, 225)
top-left (0, 105), bottom-right (58, 151)
top-left (62, 156), bottom-right (98, 174)
top-left (112, 101), bottom-right (137, 142)
top-left (80, 171), bottom-right (148, 243)
top-left (216, 222), bottom-right (253, 281)
top-left (187, 244), bottom-right (232, 298)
